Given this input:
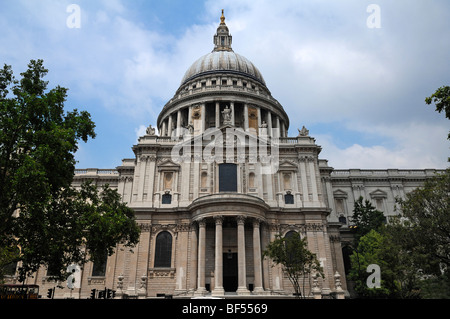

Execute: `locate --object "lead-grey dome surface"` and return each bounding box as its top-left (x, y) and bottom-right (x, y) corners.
top-left (180, 51), bottom-right (266, 86)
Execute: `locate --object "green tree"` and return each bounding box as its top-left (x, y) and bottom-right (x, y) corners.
top-left (0, 60), bottom-right (140, 283)
top-left (425, 85), bottom-right (450, 139)
top-left (263, 232), bottom-right (323, 298)
top-left (395, 169), bottom-right (450, 271)
top-left (350, 170), bottom-right (450, 299)
top-left (392, 169), bottom-right (450, 297)
top-left (350, 196), bottom-right (386, 242)
top-left (348, 230), bottom-right (389, 298)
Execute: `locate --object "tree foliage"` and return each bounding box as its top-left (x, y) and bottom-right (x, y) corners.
top-left (350, 196), bottom-right (385, 242)
top-left (425, 85), bottom-right (450, 139)
top-left (349, 170), bottom-right (450, 298)
top-left (0, 60), bottom-right (140, 283)
top-left (349, 228), bottom-right (423, 298)
top-left (263, 232), bottom-right (323, 298)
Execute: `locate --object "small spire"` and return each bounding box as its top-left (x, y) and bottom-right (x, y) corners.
top-left (220, 9), bottom-right (225, 25)
top-left (213, 9), bottom-right (232, 52)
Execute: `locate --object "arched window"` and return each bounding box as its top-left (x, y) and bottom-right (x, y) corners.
top-left (284, 231), bottom-right (300, 264)
top-left (154, 231), bottom-right (173, 268)
top-left (284, 230), bottom-right (299, 240)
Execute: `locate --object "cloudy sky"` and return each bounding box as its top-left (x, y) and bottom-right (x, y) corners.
top-left (1, 0), bottom-right (449, 169)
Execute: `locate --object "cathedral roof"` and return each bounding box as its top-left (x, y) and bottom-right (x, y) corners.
top-left (180, 10), bottom-right (266, 86)
top-left (180, 51), bottom-right (266, 86)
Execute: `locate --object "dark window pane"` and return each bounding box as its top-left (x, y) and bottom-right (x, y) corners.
top-left (154, 231), bottom-right (172, 268)
top-left (92, 256), bottom-right (107, 276)
top-left (284, 231), bottom-right (300, 264)
top-left (162, 193), bottom-right (172, 204)
top-left (219, 163), bottom-right (237, 192)
top-left (338, 216), bottom-right (347, 224)
top-left (284, 193), bottom-right (294, 204)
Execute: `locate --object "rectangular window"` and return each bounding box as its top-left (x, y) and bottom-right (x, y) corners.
top-left (219, 163), bottom-right (237, 192)
top-left (92, 257), bottom-right (107, 277)
top-left (162, 193), bottom-right (172, 204)
top-left (284, 193), bottom-right (294, 204)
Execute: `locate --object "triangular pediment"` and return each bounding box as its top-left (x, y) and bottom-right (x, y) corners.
top-left (278, 160), bottom-right (298, 171)
top-left (370, 189), bottom-right (387, 198)
top-left (157, 159), bottom-right (180, 171)
top-left (333, 189), bottom-right (348, 198)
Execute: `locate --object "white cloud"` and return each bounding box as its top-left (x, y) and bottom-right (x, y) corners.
top-left (317, 122), bottom-right (449, 169)
top-left (2, 0), bottom-right (449, 169)
top-left (135, 125), bottom-right (147, 142)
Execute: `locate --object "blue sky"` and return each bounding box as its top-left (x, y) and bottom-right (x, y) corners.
top-left (1, 0), bottom-right (449, 169)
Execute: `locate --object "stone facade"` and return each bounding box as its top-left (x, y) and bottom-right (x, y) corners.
top-left (11, 12), bottom-right (443, 299)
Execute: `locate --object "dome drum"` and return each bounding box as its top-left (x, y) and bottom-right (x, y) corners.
top-left (157, 98), bottom-right (289, 140)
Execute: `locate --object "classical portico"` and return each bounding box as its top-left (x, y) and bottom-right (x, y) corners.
top-left (189, 194), bottom-right (268, 296)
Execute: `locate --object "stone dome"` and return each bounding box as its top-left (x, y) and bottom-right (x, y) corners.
top-left (180, 51), bottom-right (266, 86)
top-left (157, 10), bottom-right (289, 138)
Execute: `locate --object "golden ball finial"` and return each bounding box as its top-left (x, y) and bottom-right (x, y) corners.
top-left (220, 9), bottom-right (225, 24)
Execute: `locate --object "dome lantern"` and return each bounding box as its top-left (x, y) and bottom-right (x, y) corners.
top-left (213, 9), bottom-right (232, 52)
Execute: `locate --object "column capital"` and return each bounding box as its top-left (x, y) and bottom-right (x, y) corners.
top-left (214, 215), bottom-right (224, 225)
top-left (252, 218), bottom-right (263, 228)
top-left (196, 218), bottom-right (206, 227)
top-left (236, 215), bottom-right (246, 225)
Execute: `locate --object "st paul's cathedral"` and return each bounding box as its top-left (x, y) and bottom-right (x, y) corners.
top-left (15, 11), bottom-right (442, 299)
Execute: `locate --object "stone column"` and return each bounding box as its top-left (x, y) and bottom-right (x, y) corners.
top-left (252, 219), bottom-right (264, 294)
top-left (280, 121), bottom-right (286, 137)
top-left (195, 219), bottom-right (207, 295)
top-left (162, 120), bottom-right (167, 137)
top-left (236, 216), bottom-right (250, 295)
top-left (177, 109), bottom-right (182, 137)
top-left (201, 103), bottom-right (206, 133)
top-left (244, 103), bottom-right (249, 131)
top-left (257, 107), bottom-right (262, 133)
top-left (167, 114), bottom-right (173, 138)
top-left (212, 216), bottom-right (225, 296)
top-left (188, 222), bottom-right (198, 293)
top-left (267, 111), bottom-right (272, 137)
top-left (230, 101), bottom-right (235, 126)
top-left (299, 157), bottom-right (309, 204)
top-left (308, 157), bottom-right (319, 203)
top-left (215, 102), bottom-right (220, 127)
top-left (275, 116), bottom-right (280, 138)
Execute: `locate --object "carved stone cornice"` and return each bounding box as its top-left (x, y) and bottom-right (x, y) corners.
top-left (148, 268), bottom-right (176, 279)
top-left (279, 223), bottom-right (324, 234)
top-left (138, 222), bottom-right (152, 232)
top-left (151, 224), bottom-right (177, 234)
top-left (176, 222), bottom-right (192, 232)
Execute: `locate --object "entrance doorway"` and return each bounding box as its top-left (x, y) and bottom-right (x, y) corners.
top-left (223, 252), bottom-right (238, 292)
